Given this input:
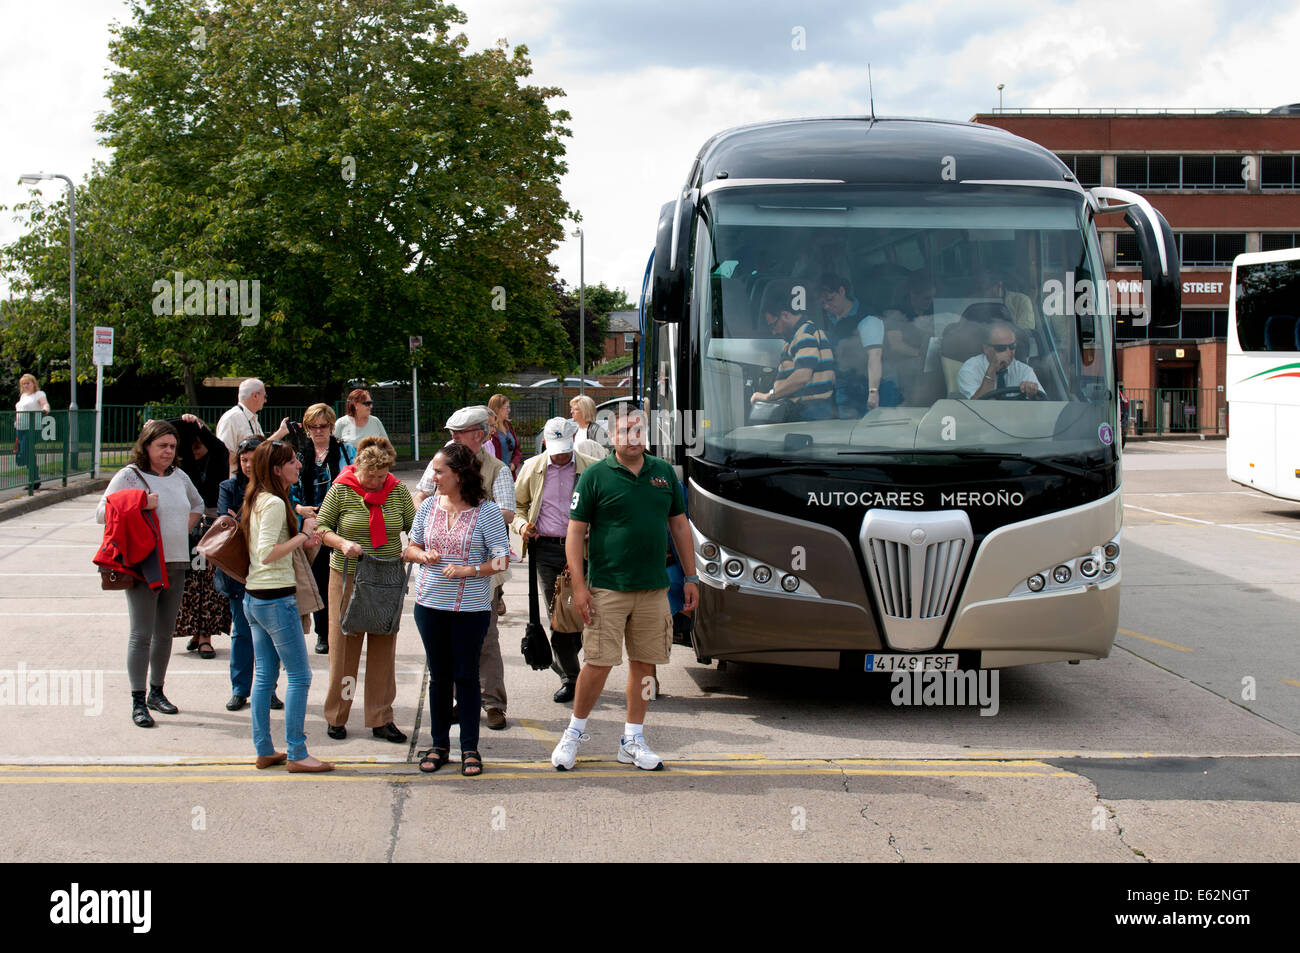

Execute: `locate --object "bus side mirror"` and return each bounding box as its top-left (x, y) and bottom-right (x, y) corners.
top-left (1089, 187), bottom-right (1181, 330)
top-left (652, 193), bottom-right (693, 324)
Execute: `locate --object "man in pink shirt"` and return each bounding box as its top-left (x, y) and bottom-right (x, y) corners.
top-left (512, 418), bottom-right (600, 703)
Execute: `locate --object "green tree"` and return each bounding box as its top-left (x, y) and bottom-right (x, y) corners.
top-left (2, 0), bottom-right (573, 402)
top-left (552, 280), bottom-right (632, 374)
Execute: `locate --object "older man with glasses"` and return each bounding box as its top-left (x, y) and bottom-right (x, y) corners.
top-left (957, 320), bottom-right (1042, 399)
top-left (216, 378), bottom-right (289, 475)
top-left (414, 406), bottom-right (517, 730)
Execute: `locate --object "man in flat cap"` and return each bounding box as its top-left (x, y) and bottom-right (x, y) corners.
top-left (414, 405), bottom-right (517, 729)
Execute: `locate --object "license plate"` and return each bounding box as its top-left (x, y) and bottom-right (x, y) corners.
top-left (865, 653), bottom-right (959, 673)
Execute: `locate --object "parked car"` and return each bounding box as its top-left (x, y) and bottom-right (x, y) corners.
top-left (528, 377), bottom-right (602, 388)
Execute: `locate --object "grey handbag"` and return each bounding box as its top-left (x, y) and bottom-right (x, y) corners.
top-left (340, 553), bottom-right (413, 636)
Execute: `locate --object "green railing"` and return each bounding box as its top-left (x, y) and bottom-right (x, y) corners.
top-left (4, 396), bottom-right (558, 496)
top-left (1124, 388), bottom-right (1226, 436)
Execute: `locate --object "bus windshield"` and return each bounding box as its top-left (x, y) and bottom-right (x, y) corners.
top-left (696, 185), bottom-right (1116, 464)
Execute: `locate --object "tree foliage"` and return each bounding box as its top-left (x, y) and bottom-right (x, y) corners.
top-left (1, 0), bottom-right (574, 402)
top-left (551, 280), bottom-right (631, 373)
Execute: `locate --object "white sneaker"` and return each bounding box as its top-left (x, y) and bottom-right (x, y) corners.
top-left (618, 734), bottom-right (664, 771)
top-left (551, 728), bottom-right (589, 771)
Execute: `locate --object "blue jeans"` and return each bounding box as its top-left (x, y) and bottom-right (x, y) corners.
top-left (244, 594), bottom-right (312, 760)
top-left (16, 429), bottom-right (38, 485)
top-left (414, 605), bottom-right (490, 753)
top-left (228, 593), bottom-right (254, 697)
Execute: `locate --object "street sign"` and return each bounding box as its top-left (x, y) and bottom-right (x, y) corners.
top-left (93, 327), bottom-right (114, 366)
top-left (409, 335), bottom-right (422, 351)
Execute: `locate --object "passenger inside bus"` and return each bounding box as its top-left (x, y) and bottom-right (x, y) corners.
top-left (750, 279), bottom-right (837, 421)
top-left (818, 272), bottom-right (885, 417)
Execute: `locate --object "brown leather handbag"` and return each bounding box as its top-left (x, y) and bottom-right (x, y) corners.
top-left (196, 514), bottom-right (250, 582)
top-left (550, 567), bottom-right (585, 633)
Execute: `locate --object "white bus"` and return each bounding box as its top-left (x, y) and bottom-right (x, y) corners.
top-left (1226, 247), bottom-right (1300, 502)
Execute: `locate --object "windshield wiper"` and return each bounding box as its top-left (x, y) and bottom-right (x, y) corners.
top-left (852, 449), bottom-right (1110, 482)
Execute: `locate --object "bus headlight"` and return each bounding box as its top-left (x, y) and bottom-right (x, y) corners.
top-left (1103, 542), bottom-right (1119, 560)
top-left (1052, 565), bottom-right (1072, 584)
top-left (1079, 558), bottom-right (1099, 578)
top-left (704, 562), bottom-right (719, 576)
top-left (700, 541), bottom-right (719, 561)
top-left (724, 559), bottom-right (744, 578)
top-left (1027, 574), bottom-right (1045, 592)
top-left (1103, 561), bottom-right (1116, 575)
top-left (780, 574), bottom-right (800, 592)
top-left (752, 566), bottom-right (772, 584)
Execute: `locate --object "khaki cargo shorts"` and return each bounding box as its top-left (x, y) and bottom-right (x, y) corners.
top-left (582, 587), bottom-right (672, 667)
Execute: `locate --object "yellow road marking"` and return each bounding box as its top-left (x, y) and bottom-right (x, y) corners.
top-left (1117, 628), bottom-right (1194, 653)
top-left (516, 717), bottom-right (559, 746)
top-left (0, 757), bottom-right (1078, 784)
top-left (1283, 680), bottom-right (1300, 689)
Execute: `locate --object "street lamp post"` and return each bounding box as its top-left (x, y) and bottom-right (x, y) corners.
top-left (997, 84), bottom-right (1005, 113)
top-left (19, 172), bottom-right (77, 468)
top-left (573, 226), bottom-right (585, 397)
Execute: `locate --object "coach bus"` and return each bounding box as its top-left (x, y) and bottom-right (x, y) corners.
top-left (641, 117), bottom-right (1181, 671)
top-left (1225, 247), bottom-right (1300, 502)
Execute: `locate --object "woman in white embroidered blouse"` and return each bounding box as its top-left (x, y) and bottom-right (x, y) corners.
top-left (404, 442), bottom-right (510, 777)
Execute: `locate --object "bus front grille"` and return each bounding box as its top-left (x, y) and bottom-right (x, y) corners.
top-left (860, 510), bottom-right (974, 651)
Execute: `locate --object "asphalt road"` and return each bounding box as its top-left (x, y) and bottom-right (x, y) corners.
top-left (0, 443), bottom-right (1297, 863)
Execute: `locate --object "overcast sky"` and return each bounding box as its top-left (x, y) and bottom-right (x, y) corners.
top-left (3, 0), bottom-right (1298, 305)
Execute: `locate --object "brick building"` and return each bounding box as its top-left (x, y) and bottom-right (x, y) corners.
top-left (973, 107), bottom-right (1300, 433)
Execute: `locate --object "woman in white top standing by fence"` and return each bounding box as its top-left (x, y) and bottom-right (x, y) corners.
top-left (404, 442), bottom-right (510, 777)
top-left (14, 373), bottom-right (50, 489)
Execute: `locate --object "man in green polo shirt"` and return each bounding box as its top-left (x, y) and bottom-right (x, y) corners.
top-left (551, 408), bottom-right (698, 771)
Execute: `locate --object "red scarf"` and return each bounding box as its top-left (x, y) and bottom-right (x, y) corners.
top-left (335, 465), bottom-right (398, 549)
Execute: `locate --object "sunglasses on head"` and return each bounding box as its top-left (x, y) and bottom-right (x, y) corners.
top-left (990, 343), bottom-right (1016, 353)
top-left (236, 438), bottom-right (264, 453)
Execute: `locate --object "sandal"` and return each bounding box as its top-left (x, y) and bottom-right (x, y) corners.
top-left (198, 640), bottom-right (216, 659)
top-left (186, 637), bottom-right (200, 652)
top-left (418, 747), bottom-right (450, 773)
top-left (461, 751), bottom-right (483, 777)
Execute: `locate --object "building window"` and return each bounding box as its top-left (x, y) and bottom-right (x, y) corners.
top-left (1261, 155), bottom-right (1299, 189)
top-left (1056, 154), bottom-right (1101, 187)
top-left (1121, 233), bottom-right (1245, 268)
top-left (624, 333), bottom-right (636, 348)
top-left (1115, 232), bottom-right (1141, 267)
top-left (1117, 310), bottom-right (1228, 342)
top-left (1261, 233), bottom-right (1300, 252)
top-left (1113, 154), bottom-right (1248, 190)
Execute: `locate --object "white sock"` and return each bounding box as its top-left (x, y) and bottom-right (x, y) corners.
top-left (623, 722), bottom-right (643, 741)
top-left (568, 715), bottom-right (588, 734)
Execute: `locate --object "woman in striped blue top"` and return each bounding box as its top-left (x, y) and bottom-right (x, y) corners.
top-left (404, 442), bottom-right (510, 776)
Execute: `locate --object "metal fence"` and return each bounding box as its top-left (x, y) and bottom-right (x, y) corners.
top-left (1124, 388), bottom-right (1226, 437)
top-left (2, 396), bottom-right (560, 496)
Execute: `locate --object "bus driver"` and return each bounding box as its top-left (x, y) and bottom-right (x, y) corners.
top-left (957, 320), bottom-right (1041, 400)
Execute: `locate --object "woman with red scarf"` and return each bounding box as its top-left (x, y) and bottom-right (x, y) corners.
top-left (315, 436), bottom-right (415, 744)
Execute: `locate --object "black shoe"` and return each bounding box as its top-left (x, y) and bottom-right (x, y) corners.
top-left (553, 682), bottom-right (575, 704)
top-left (372, 722), bottom-right (407, 744)
top-left (327, 724), bottom-right (347, 740)
top-left (270, 693), bottom-right (284, 711)
top-left (131, 694), bottom-right (155, 728)
top-left (315, 635), bottom-right (329, 654)
top-left (226, 694), bottom-right (248, 712)
top-left (146, 685), bottom-right (179, 715)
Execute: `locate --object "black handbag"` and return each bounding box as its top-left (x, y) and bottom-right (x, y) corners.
top-left (340, 553), bottom-right (412, 636)
top-left (521, 547), bottom-right (554, 670)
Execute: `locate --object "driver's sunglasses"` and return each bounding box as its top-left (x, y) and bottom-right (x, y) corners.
top-left (990, 343), bottom-right (1016, 353)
